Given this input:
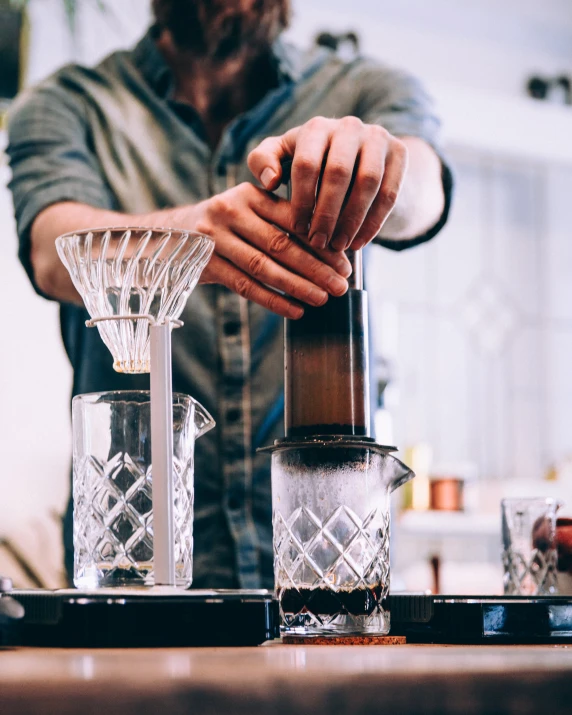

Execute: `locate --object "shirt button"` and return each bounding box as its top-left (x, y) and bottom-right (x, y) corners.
top-left (228, 493), bottom-right (243, 511)
top-left (224, 321), bottom-right (241, 337)
top-left (226, 408), bottom-right (241, 423)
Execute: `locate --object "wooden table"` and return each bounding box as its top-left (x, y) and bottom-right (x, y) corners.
top-left (1, 643), bottom-right (572, 714)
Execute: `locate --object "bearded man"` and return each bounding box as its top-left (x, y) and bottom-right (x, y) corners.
top-left (7, 0), bottom-right (452, 588)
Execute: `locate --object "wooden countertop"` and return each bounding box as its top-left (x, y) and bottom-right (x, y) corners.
top-left (2, 643), bottom-right (572, 714)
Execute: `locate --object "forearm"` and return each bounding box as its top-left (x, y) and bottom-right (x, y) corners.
top-left (30, 202), bottom-right (197, 303)
top-left (379, 136), bottom-right (445, 241)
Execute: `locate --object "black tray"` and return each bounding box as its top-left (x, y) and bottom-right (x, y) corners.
top-left (389, 593), bottom-right (572, 644)
top-left (2, 588), bottom-right (279, 648)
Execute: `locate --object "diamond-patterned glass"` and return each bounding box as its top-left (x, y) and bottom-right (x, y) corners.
top-left (275, 505), bottom-right (391, 635)
top-left (73, 391), bottom-right (201, 588)
top-left (502, 546), bottom-right (558, 595)
top-left (270, 443), bottom-right (415, 637)
top-left (501, 497), bottom-right (561, 595)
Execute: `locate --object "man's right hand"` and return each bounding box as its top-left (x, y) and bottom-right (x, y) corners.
top-left (191, 182), bottom-right (352, 319)
top-left (31, 183), bottom-right (352, 318)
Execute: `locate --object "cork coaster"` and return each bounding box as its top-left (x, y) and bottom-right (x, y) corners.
top-left (282, 635), bottom-right (406, 646)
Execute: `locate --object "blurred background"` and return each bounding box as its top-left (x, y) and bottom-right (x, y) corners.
top-left (1, 0), bottom-right (571, 592)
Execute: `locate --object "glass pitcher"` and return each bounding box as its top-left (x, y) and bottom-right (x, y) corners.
top-left (72, 390), bottom-right (214, 588)
top-left (271, 439), bottom-right (414, 636)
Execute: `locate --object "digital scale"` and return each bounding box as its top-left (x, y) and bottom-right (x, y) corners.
top-left (0, 587), bottom-right (278, 648)
top-left (388, 593), bottom-right (572, 644)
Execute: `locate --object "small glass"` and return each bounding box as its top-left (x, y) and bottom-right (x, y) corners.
top-left (271, 441), bottom-right (413, 636)
top-left (501, 497), bottom-right (562, 595)
top-left (73, 390), bottom-right (213, 588)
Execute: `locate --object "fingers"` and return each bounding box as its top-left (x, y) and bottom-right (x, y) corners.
top-left (330, 126), bottom-right (387, 251)
top-left (200, 254), bottom-right (305, 320)
top-left (247, 128), bottom-right (300, 192)
top-left (224, 206), bottom-right (349, 298)
top-left (250, 117), bottom-right (410, 253)
top-left (288, 119), bottom-right (332, 239)
top-left (194, 181), bottom-right (354, 317)
top-left (351, 139), bottom-right (408, 250)
top-left (309, 118), bottom-right (365, 249)
top-left (214, 226), bottom-right (331, 307)
top-left (247, 136), bottom-right (285, 191)
top-left (251, 191), bottom-right (352, 279)
top-left (312, 244), bottom-right (353, 278)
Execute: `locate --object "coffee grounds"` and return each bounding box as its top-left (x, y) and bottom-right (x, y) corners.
top-left (280, 585), bottom-right (384, 617)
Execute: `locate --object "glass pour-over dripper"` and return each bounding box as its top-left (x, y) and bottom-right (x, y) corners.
top-left (56, 227), bottom-right (214, 373)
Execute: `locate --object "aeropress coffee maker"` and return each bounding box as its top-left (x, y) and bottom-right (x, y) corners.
top-left (263, 204), bottom-right (415, 636)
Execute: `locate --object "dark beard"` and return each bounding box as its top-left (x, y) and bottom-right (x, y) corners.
top-left (152, 0), bottom-right (291, 62)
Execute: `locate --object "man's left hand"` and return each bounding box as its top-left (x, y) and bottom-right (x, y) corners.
top-left (247, 116), bottom-right (408, 252)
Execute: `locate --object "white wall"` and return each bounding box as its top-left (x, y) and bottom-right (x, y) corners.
top-left (287, 0), bottom-right (572, 97)
top-left (26, 0), bottom-right (151, 82)
top-left (1, 0), bottom-right (572, 586)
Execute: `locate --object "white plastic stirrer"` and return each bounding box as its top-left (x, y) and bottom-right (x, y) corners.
top-left (150, 321), bottom-right (176, 584)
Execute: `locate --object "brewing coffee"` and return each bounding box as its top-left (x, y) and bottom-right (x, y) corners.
top-left (284, 289), bottom-right (370, 438)
top-left (280, 585), bottom-right (384, 618)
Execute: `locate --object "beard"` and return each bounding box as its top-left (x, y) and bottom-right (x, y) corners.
top-left (152, 0), bottom-right (291, 62)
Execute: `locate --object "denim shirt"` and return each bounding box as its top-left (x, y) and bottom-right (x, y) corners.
top-left (6, 30), bottom-right (452, 588)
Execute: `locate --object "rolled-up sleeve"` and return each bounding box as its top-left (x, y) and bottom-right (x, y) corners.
top-left (352, 61), bottom-right (454, 251)
top-left (6, 78), bottom-right (113, 294)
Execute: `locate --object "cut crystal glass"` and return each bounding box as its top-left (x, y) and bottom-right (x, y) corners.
top-left (73, 390), bottom-right (213, 588)
top-left (271, 443), bottom-right (413, 636)
top-left (502, 497), bottom-right (562, 595)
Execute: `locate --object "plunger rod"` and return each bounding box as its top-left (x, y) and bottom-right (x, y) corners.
top-left (347, 249), bottom-right (363, 290)
top-left (150, 323), bottom-right (176, 586)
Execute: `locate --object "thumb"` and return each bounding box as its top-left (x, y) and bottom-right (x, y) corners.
top-left (247, 129), bottom-right (299, 190)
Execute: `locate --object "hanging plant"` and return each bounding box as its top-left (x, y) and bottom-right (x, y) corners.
top-left (0, 1), bottom-right (25, 104)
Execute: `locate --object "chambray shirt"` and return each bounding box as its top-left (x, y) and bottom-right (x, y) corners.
top-left (7, 30), bottom-right (452, 588)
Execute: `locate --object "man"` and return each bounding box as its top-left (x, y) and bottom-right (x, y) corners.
top-left (7, 0), bottom-right (452, 588)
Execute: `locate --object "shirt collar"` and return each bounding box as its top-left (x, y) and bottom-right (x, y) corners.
top-left (272, 38), bottom-right (303, 83)
top-left (131, 27), bottom-right (303, 97)
top-left (132, 26), bottom-right (172, 96)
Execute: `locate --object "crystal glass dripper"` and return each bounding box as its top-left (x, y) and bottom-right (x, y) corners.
top-left (56, 227), bottom-right (214, 373)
